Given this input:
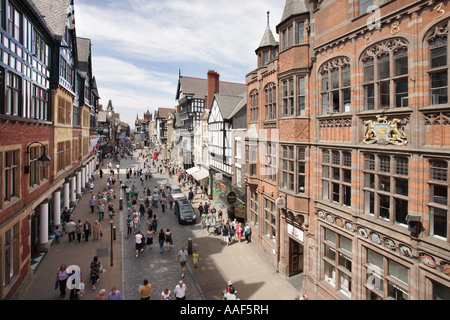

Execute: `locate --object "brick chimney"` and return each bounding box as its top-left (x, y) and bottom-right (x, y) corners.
top-left (206, 70), bottom-right (220, 110)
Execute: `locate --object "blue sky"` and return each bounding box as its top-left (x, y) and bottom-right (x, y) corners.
top-left (73, 0), bottom-right (284, 129)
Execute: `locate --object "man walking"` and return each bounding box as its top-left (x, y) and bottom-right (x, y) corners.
top-left (98, 202), bottom-right (105, 222)
top-left (89, 196), bottom-right (96, 214)
top-left (66, 218), bottom-right (76, 242)
top-left (177, 246), bottom-right (188, 278)
top-left (174, 280), bottom-right (186, 300)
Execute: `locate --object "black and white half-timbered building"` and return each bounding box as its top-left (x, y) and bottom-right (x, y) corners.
top-left (0, 0), bottom-right (102, 299)
top-left (207, 92), bottom-right (246, 208)
top-left (175, 71), bottom-right (245, 169)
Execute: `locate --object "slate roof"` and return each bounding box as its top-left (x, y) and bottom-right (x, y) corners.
top-left (214, 92), bottom-right (246, 120)
top-left (279, 0), bottom-right (309, 27)
top-left (32, 0), bottom-right (70, 38)
top-left (77, 37), bottom-right (90, 77)
top-left (178, 76), bottom-right (246, 100)
top-left (157, 107), bottom-right (176, 119)
top-left (258, 11), bottom-right (277, 49)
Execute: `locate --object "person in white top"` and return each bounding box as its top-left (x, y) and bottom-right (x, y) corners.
top-left (161, 288), bottom-right (172, 300)
top-left (174, 280), bottom-right (186, 300)
top-left (135, 231), bottom-right (144, 258)
top-left (224, 287), bottom-right (237, 300)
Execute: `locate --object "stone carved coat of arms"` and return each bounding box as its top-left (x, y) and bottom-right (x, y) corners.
top-left (363, 115), bottom-right (407, 146)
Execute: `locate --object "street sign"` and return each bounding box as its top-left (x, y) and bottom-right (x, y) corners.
top-left (108, 219), bottom-right (115, 224)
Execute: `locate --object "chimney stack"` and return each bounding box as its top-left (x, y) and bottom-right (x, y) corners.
top-left (206, 70), bottom-right (220, 110)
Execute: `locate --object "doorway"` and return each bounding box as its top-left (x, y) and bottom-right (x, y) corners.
top-left (289, 238), bottom-right (304, 276)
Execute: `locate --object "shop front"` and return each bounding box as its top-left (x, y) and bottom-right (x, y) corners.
top-left (210, 169), bottom-right (246, 222)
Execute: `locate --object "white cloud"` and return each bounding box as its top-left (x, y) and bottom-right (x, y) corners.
top-left (74, 0), bottom-right (284, 128)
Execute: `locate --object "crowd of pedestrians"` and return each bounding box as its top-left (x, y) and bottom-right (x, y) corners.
top-left (53, 142), bottom-right (245, 300)
top-left (122, 148), bottom-right (198, 300)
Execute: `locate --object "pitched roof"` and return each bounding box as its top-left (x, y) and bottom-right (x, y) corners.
top-left (279, 0), bottom-right (309, 27)
top-left (157, 107), bottom-right (176, 118)
top-left (178, 76), bottom-right (246, 100)
top-left (258, 11), bottom-right (277, 49)
top-left (77, 37), bottom-right (90, 77)
top-left (32, 0), bottom-right (70, 38)
top-left (214, 92), bottom-right (246, 120)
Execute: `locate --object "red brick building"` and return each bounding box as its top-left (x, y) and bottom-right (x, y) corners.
top-left (0, 0), bottom-right (100, 299)
top-left (246, 0), bottom-right (450, 300)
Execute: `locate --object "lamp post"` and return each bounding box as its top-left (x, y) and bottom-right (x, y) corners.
top-left (24, 142), bottom-right (51, 174)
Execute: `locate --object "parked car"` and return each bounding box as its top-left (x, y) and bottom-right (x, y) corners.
top-left (174, 199), bottom-right (196, 224)
top-left (170, 185), bottom-right (186, 200)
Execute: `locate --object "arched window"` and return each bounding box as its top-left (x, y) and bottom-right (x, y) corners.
top-left (361, 38), bottom-right (409, 110)
top-left (264, 83), bottom-right (276, 120)
top-left (319, 57), bottom-right (351, 114)
top-left (425, 19), bottom-right (449, 105)
top-left (250, 89), bottom-right (259, 122)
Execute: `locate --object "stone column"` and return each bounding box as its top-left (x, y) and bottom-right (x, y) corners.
top-left (70, 175), bottom-right (77, 206)
top-left (38, 200), bottom-right (50, 252)
top-left (81, 166), bottom-right (86, 192)
top-left (76, 171), bottom-right (82, 197)
top-left (53, 188), bottom-right (61, 226)
top-left (63, 180), bottom-right (70, 210)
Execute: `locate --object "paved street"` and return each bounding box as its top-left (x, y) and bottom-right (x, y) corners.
top-left (120, 154), bottom-right (204, 300)
top-left (17, 150), bottom-right (301, 301)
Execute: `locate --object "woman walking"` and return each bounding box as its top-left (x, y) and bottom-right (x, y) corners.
top-left (146, 227), bottom-right (153, 249)
top-left (56, 264), bottom-right (69, 298)
top-left (90, 256), bottom-right (101, 290)
top-left (158, 229), bottom-right (165, 253)
top-left (151, 215), bottom-right (159, 232)
top-left (165, 228), bottom-right (173, 251)
top-left (92, 220), bottom-right (102, 240)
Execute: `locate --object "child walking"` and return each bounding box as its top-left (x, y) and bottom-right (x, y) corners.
top-left (193, 249), bottom-right (199, 269)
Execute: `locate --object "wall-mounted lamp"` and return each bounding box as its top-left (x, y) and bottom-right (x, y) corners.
top-left (24, 142), bottom-right (51, 174)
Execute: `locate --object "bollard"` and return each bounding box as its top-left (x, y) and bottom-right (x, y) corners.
top-left (187, 237), bottom-right (193, 254)
top-left (113, 226), bottom-right (116, 241)
top-left (119, 198), bottom-right (123, 210)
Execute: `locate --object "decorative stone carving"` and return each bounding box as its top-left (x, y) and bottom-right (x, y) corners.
top-left (360, 38), bottom-right (409, 62)
top-left (363, 115), bottom-right (408, 146)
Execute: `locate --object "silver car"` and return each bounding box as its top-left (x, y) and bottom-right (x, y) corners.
top-left (170, 185), bottom-right (186, 200)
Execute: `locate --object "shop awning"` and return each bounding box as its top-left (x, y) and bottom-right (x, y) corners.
top-left (186, 167), bottom-right (200, 175)
top-left (192, 168), bottom-right (209, 181)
